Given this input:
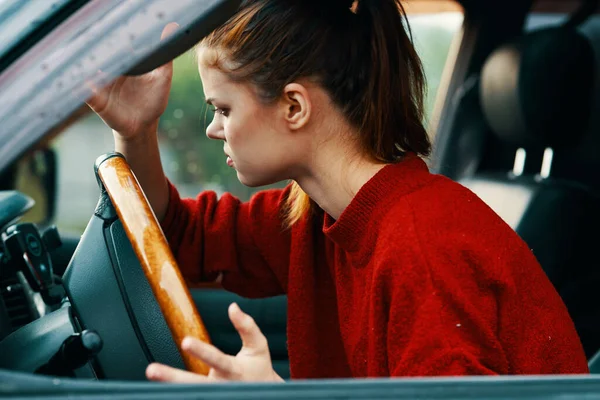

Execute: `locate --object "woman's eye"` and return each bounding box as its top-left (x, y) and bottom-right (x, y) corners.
top-left (211, 107), bottom-right (229, 117)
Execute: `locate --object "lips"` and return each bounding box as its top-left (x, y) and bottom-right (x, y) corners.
top-left (224, 151), bottom-right (233, 167)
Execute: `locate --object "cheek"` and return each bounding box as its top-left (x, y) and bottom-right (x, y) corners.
top-left (223, 114), bottom-right (250, 148)
top-left (225, 110), bottom-right (264, 144)
top-left (223, 116), bottom-right (241, 140)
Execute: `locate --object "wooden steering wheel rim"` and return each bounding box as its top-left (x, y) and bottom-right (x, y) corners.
top-left (95, 152), bottom-right (211, 375)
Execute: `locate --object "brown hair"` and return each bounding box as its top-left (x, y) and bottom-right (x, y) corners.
top-left (198, 0), bottom-right (431, 227)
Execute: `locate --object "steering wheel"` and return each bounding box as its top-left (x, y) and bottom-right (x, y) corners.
top-left (0, 152), bottom-right (213, 379)
top-left (94, 152), bottom-right (210, 376)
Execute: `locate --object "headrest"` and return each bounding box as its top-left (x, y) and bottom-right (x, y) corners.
top-left (480, 27), bottom-right (595, 148)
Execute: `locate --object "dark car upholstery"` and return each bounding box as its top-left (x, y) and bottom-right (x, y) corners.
top-left (460, 26), bottom-right (600, 358)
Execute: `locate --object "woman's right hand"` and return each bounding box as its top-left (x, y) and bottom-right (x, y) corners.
top-left (85, 24), bottom-right (178, 220)
top-left (86, 23), bottom-right (177, 140)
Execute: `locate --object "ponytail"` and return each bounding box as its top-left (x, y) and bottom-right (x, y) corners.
top-left (356, 0), bottom-right (430, 161)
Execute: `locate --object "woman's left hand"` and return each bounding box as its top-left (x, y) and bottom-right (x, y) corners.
top-left (146, 303), bottom-right (284, 383)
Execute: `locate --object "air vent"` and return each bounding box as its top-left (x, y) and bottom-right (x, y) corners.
top-left (1, 275), bottom-right (35, 332)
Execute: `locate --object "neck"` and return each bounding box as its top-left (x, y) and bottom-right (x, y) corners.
top-left (294, 139), bottom-right (386, 220)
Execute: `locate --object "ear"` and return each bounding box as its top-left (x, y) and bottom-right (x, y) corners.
top-left (282, 83), bottom-right (311, 130)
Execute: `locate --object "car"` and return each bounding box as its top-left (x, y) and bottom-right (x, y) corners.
top-left (1, 0), bottom-right (600, 398)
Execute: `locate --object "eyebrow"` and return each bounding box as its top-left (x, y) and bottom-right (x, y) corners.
top-left (205, 97), bottom-right (215, 105)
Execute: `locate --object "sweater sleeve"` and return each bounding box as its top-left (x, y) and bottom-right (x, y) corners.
top-left (159, 181), bottom-right (292, 298)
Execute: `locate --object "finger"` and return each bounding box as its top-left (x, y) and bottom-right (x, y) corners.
top-left (154, 23), bottom-right (179, 73)
top-left (92, 68), bottom-right (113, 88)
top-left (85, 83), bottom-right (108, 110)
top-left (85, 70), bottom-right (114, 109)
top-left (161, 22), bottom-right (179, 41)
top-left (85, 85), bottom-right (109, 111)
top-left (84, 70), bottom-right (105, 97)
top-left (146, 362), bottom-right (210, 383)
top-left (229, 303), bottom-right (268, 351)
top-left (182, 337), bottom-right (239, 377)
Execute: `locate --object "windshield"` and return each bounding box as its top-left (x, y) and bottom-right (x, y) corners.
top-left (0, 0), bottom-right (229, 173)
top-left (0, 0), bottom-right (74, 59)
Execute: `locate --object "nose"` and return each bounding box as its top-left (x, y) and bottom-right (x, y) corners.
top-left (206, 117), bottom-right (225, 141)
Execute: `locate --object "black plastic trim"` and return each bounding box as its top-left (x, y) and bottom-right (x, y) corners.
top-left (103, 222), bottom-right (155, 365)
top-left (0, 306), bottom-right (76, 373)
top-left (94, 152), bottom-right (125, 193)
top-left (0, 191), bottom-right (35, 231)
top-left (3, 371), bottom-right (600, 399)
top-left (63, 216), bottom-right (150, 380)
top-left (93, 190), bottom-right (117, 222)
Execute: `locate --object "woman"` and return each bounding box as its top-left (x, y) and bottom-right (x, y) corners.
top-left (87, 0), bottom-right (588, 382)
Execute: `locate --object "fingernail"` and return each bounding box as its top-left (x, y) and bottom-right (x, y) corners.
top-left (146, 364), bottom-right (159, 379)
top-left (182, 337), bottom-right (193, 349)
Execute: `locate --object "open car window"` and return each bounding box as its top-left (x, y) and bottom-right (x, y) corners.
top-left (408, 10), bottom-right (463, 128)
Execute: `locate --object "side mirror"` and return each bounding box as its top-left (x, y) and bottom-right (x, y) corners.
top-left (13, 147), bottom-right (57, 226)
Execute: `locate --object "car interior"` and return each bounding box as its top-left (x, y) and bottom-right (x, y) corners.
top-left (2, 0), bottom-right (600, 398)
top-left (458, 8), bottom-right (600, 360)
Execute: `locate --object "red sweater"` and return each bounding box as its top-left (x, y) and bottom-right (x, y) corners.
top-left (160, 154), bottom-right (589, 378)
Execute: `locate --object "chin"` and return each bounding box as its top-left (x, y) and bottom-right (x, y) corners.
top-left (237, 171), bottom-right (279, 188)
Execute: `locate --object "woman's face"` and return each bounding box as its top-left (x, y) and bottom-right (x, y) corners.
top-left (199, 63), bottom-right (301, 187)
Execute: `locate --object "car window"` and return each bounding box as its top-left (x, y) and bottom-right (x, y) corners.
top-left (407, 9), bottom-right (464, 128)
top-left (48, 1), bottom-right (464, 235)
top-left (527, 11), bottom-right (600, 39)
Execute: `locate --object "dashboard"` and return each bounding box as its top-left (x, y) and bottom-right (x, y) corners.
top-left (0, 191), bottom-right (101, 377)
top-left (0, 187), bottom-right (182, 380)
